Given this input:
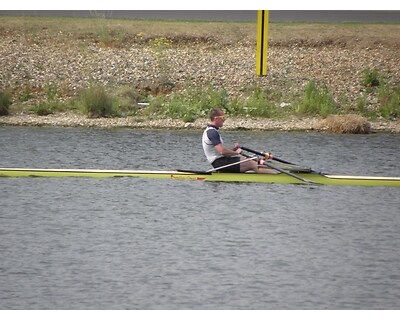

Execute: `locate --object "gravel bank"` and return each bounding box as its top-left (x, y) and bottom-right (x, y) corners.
top-left (1, 20), bottom-right (399, 132)
top-left (1, 112), bottom-right (399, 133)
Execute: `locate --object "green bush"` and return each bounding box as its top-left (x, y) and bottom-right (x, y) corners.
top-left (30, 101), bottom-right (64, 116)
top-left (356, 96), bottom-right (367, 113)
top-left (0, 90), bottom-right (12, 116)
top-left (113, 86), bottom-right (148, 116)
top-left (377, 84), bottom-right (400, 120)
top-left (29, 84), bottom-right (64, 116)
top-left (18, 85), bottom-right (32, 102)
top-left (294, 81), bottom-right (338, 117)
top-left (362, 68), bottom-right (380, 88)
top-left (357, 70), bottom-right (399, 120)
top-left (79, 86), bottom-right (115, 118)
top-left (241, 87), bottom-right (282, 118)
top-left (156, 83), bottom-right (230, 121)
top-left (44, 83), bottom-right (60, 101)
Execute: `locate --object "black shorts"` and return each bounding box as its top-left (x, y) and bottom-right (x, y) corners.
top-left (212, 157), bottom-right (241, 173)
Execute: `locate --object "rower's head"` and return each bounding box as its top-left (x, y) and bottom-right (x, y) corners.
top-left (209, 108), bottom-right (226, 127)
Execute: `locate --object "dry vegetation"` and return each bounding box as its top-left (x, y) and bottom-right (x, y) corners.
top-left (1, 16), bottom-right (399, 47)
top-left (320, 114), bottom-right (372, 134)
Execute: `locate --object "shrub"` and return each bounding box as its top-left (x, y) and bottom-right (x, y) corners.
top-left (30, 84), bottom-right (64, 116)
top-left (113, 86), bottom-right (148, 116)
top-left (0, 90), bottom-right (12, 116)
top-left (18, 85), bottom-right (32, 102)
top-left (376, 84), bottom-right (400, 120)
top-left (79, 86), bottom-right (115, 118)
top-left (241, 87), bottom-right (282, 118)
top-left (362, 68), bottom-right (380, 88)
top-left (30, 101), bottom-right (64, 116)
top-left (356, 96), bottom-right (368, 114)
top-left (158, 83), bottom-right (230, 121)
top-left (295, 81), bottom-right (338, 117)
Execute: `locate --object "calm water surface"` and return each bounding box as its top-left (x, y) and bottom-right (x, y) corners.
top-left (1, 126), bottom-right (399, 309)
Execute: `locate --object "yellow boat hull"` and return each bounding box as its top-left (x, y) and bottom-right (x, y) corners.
top-left (1, 168), bottom-right (400, 187)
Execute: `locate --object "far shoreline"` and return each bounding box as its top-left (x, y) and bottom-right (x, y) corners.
top-left (1, 112), bottom-right (399, 133)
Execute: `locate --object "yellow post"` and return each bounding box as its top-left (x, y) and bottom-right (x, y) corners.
top-left (256, 10), bottom-right (269, 76)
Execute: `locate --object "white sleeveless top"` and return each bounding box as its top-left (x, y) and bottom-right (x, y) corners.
top-left (202, 125), bottom-right (223, 164)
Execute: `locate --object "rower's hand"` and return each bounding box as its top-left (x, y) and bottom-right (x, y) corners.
top-left (233, 144), bottom-right (242, 154)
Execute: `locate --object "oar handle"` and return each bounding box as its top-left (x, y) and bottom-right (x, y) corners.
top-left (240, 146), bottom-right (298, 166)
top-left (240, 146), bottom-right (289, 163)
top-left (240, 146), bottom-right (270, 159)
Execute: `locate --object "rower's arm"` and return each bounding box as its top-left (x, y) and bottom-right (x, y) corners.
top-left (214, 143), bottom-right (241, 157)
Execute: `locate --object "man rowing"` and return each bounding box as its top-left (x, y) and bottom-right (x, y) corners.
top-left (202, 108), bottom-right (275, 173)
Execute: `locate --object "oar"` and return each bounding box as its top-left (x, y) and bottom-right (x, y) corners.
top-left (240, 145), bottom-right (321, 174)
top-left (240, 150), bottom-right (320, 185)
top-left (260, 159), bottom-right (320, 185)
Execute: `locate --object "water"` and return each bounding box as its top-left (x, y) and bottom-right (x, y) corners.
top-left (1, 126), bottom-right (400, 309)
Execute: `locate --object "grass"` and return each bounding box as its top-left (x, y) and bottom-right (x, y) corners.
top-left (362, 68), bottom-right (381, 88)
top-left (3, 75), bottom-right (399, 122)
top-left (356, 69), bottom-right (400, 120)
top-left (111, 86), bottom-right (148, 116)
top-left (293, 81), bottom-right (338, 117)
top-left (239, 86), bottom-right (284, 118)
top-left (376, 84), bottom-right (400, 120)
top-left (141, 81), bottom-right (336, 121)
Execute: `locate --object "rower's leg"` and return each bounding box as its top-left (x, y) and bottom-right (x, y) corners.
top-left (255, 166), bottom-right (277, 174)
top-left (239, 157), bottom-right (276, 174)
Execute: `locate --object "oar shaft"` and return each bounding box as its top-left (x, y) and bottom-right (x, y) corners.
top-left (261, 161), bottom-right (319, 185)
top-left (240, 147), bottom-right (320, 185)
top-left (240, 146), bottom-right (267, 157)
top-left (240, 146), bottom-right (296, 165)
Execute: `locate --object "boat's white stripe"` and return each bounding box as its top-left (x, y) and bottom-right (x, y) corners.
top-left (2, 168), bottom-right (400, 181)
top-left (326, 175), bottom-right (400, 181)
top-left (0, 168), bottom-right (189, 174)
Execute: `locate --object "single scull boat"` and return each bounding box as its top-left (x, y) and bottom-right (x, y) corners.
top-left (1, 167), bottom-right (400, 187)
top-left (2, 146), bottom-right (399, 187)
